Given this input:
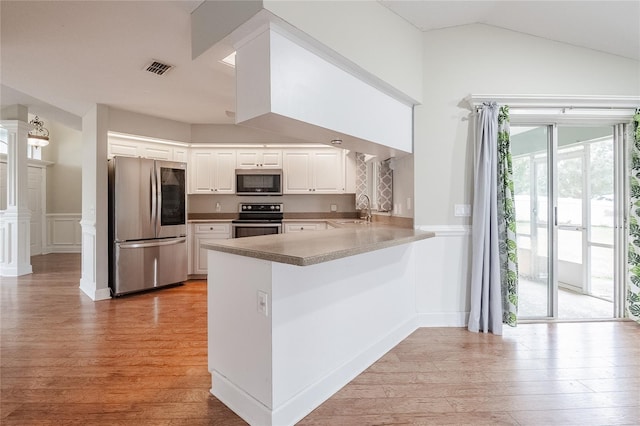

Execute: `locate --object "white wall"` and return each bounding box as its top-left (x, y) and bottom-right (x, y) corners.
top-left (263, 0), bottom-right (423, 103)
top-left (413, 24), bottom-right (640, 322)
top-left (41, 119), bottom-right (82, 213)
top-left (108, 107), bottom-right (191, 143)
top-left (191, 123), bottom-right (308, 144)
top-left (414, 23), bottom-right (640, 227)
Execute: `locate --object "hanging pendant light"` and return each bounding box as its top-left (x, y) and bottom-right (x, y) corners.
top-left (27, 116), bottom-right (50, 148)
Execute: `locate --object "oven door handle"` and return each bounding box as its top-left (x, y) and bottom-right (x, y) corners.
top-left (232, 223), bottom-right (282, 228)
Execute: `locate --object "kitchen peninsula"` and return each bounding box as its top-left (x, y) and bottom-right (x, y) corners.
top-left (203, 225), bottom-right (434, 426)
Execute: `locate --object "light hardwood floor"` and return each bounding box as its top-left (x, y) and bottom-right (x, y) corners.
top-left (1, 254), bottom-right (638, 425)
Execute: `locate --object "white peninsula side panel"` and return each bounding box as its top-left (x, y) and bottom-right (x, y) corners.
top-left (207, 242), bottom-right (420, 426)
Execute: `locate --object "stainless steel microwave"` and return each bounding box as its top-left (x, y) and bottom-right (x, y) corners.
top-left (235, 169), bottom-right (283, 195)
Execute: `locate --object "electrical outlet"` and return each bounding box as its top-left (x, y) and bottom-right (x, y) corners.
top-left (215, 202), bottom-right (221, 212)
top-left (454, 204), bottom-right (471, 217)
top-left (330, 204), bottom-right (337, 212)
top-left (257, 291), bottom-right (268, 316)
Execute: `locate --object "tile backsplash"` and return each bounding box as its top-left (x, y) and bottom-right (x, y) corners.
top-left (188, 193), bottom-right (356, 214)
top-left (377, 159), bottom-right (393, 212)
top-left (355, 153), bottom-right (368, 210)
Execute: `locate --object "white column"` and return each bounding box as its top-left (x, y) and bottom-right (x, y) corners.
top-left (0, 119), bottom-right (32, 276)
top-left (79, 105), bottom-right (110, 300)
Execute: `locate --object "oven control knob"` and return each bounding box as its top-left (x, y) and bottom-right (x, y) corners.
top-left (270, 205), bottom-right (275, 210)
top-left (246, 206), bottom-right (251, 210)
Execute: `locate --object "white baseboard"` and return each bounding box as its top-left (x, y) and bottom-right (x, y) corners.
top-left (211, 317), bottom-right (418, 426)
top-left (417, 312), bottom-right (469, 328)
top-left (79, 279), bottom-right (111, 301)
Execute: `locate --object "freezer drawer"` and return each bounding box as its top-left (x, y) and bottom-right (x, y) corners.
top-left (112, 237), bottom-right (187, 296)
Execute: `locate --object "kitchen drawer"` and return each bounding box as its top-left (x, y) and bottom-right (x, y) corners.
top-left (284, 222), bottom-right (327, 233)
top-left (195, 223), bottom-right (230, 234)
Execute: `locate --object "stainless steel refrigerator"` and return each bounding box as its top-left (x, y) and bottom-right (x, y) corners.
top-left (108, 156), bottom-right (187, 296)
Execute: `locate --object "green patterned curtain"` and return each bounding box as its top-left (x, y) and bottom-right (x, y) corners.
top-left (628, 109), bottom-right (640, 322)
top-left (497, 106), bottom-right (518, 327)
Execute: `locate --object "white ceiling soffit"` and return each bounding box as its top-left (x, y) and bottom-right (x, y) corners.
top-left (380, 0), bottom-right (640, 60)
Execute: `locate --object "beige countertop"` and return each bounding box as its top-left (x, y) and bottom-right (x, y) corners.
top-left (201, 225), bottom-right (434, 266)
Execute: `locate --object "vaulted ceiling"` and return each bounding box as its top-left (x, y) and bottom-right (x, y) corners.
top-left (1, 1), bottom-right (638, 129)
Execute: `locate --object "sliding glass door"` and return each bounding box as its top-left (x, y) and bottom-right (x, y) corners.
top-left (511, 125), bottom-right (623, 320)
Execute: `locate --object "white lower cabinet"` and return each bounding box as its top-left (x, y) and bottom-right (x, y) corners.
top-left (284, 221), bottom-right (327, 233)
top-left (190, 222), bottom-right (231, 275)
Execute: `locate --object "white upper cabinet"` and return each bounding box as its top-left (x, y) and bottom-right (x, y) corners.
top-left (236, 149), bottom-right (282, 168)
top-left (283, 148), bottom-right (344, 194)
top-left (189, 149), bottom-right (236, 194)
top-left (108, 140), bottom-right (139, 158)
top-left (172, 148), bottom-right (188, 163)
top-left (108, 136), bottom-right (188, 163)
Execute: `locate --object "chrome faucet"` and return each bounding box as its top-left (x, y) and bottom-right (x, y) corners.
top-left (358, 194), bottom-right (372, 222)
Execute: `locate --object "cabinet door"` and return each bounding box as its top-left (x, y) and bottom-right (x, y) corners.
top-left (192, 224), bottom-right (231, 274)
top-left (283, 151), bottom-right (312, 193)
top-left (260, 150), bottom-right (282, 168)
top-left (109, 141), bottom-right (139, 158)
top-left (194, 235), bottom-right (215, 275)
top-left (236, 150), bottom-right (282, 168)
top-left (172, 148), bottom-right (188, 163)
top-left (190, 151), bottom-right (215, 193)
top-left (236, 150), bottom-right (260, 168)
top-left (140, 143), bottom-right (172, 160)
top-left (313, 150), bottom-right (344, 193)
top-left (213, 150), bottom-right (236, 193)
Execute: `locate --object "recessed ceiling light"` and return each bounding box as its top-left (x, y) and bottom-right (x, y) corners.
top-left (220, 52), bottom-right (236, 68)
top-left (331, 139), bottom-right (342, 145)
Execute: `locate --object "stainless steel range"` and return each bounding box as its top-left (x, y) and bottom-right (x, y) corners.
top-left (231, 202), bottom-right (283, 238)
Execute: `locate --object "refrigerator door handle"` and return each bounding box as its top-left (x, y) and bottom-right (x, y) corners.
top-left (155, 164), bottom-right (162, 236)
top-left (118, 237), bottom-right (186, 250)
top-left (150, 167), bottom-right (157, 232)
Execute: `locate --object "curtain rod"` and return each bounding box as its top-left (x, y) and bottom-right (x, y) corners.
top-left (472, 105), bottom-right (637, 112)
top-left (465, 94), bottom-right (640, 111)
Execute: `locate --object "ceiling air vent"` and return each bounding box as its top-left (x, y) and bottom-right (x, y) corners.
top-left (144, 60), bottom-right (173, 76)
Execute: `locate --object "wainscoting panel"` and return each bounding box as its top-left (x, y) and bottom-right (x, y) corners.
top-left (46, 214), bottom-right (82, 253)
top-left (414, 225), bottom-right (472, 327)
